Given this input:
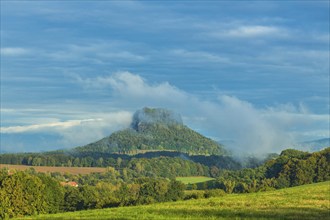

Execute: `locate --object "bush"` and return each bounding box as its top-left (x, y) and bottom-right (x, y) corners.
top-left (204, 189), bottom-right (226, 198)
top-left (184, 190), bottom-right (205, 200)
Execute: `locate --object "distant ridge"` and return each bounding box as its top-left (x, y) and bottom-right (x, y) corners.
top-left (74, 107), bottom-right (226, 155)
top-left (295, 138), bottom-right (330, 152)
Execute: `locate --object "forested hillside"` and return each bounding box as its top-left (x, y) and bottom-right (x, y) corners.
top-left (204, 147), bottom-right (330, 193)
top-left (75, 107), bottom-right (226, 155)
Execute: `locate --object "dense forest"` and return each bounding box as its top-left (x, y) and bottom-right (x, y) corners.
top-left (205, 148), bottom-right (330, 193)
top-left (0, 151), bottom-right (242, 174)
top-left (0, 170), bottom-right (185, 218)
top-left (1, 147), bottom-right (329, 218)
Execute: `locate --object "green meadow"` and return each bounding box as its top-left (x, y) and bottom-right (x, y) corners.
top-left (176, 176), bottom-right (214, 184)
top-left (18, 181), bottom-right (330, 220)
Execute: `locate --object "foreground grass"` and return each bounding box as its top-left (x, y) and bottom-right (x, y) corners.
top-left (19, 181), bottom-right (330, 220)
top-left (176, 176), bottom-right (214, 184)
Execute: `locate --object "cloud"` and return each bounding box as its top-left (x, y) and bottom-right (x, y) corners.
top-left (48, 43), bottom-right (146, 63)
top-left (0, 47), bottom-right (30, 56)
top-left (171, 49), bottom-right (230, 63)
top-left (77, 71), bottom-right (187, 104)
top-left (207, 25), bottom-right (288, 39)
top-left (1, 111), bottom-right (133, 150)
top-left (56, 111), bottom-right (133, 147)
top-left (75, 72), bottom-right (328, 155)
top-left (1, 119), bottom-right (102, 133)
top-left (227, 25), bottom-right (281, 37)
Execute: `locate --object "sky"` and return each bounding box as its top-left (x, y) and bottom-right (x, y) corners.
top-left (0, 1), bottom-right (329, 154)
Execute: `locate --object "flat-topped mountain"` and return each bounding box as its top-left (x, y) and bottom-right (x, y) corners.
top-left (75, 107), bottom-right (226, 155)
top-left (131, 107), bottom-right (183, 131)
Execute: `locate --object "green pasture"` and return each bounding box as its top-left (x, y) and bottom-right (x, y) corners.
top-left (17, 181), bottom-right (330, 220)
top-left (176, 176), bottom-right (214, 184)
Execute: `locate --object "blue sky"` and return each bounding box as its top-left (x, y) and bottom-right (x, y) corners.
top-left (1, 1), bottom-right (329, 154)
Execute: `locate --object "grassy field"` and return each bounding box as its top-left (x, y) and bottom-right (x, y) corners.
top-left (17, 181), bottom-right (330, 220)
top-left (0, 164), bottom-right (107, 175)
top-left (176, 176), bottom-right (214, 184)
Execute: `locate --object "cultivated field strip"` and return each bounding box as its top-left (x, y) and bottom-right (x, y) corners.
top-left (0, 164), bottom-right (106, 175)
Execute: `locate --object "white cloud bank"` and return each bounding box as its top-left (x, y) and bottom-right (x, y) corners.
top-left (75, 72), bottom-right (329, 155)
top-left (1, 72), bottom-right (328, 154)
top-left (1, 111), bottom-right (132, 150)
top-left (0, 119), bottom-right (102, 133)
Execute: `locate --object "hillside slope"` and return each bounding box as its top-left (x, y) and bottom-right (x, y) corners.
top-left (22, 181), bottom-right (330, 220)
top-left (75, 107), bottom-right (226, 155)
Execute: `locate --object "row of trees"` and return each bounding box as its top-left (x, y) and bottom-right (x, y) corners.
top-left (0, 153), bottom-right (211, 179)
top-left (0, 152), bottom-right (245, 177)
top-left (202, 148), bottom-right (330, 193)
top-left (0, 153), bottom-right (118, 167)
top-left (62, 177), bottom-right (185, 212)
top-left (0, 169), bottom-right (185, 219)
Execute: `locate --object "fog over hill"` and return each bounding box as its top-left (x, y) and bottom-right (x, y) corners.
top-left (131, 107), bottom-right (183, 130)
top-left (74, 107), bottom-right (226, 156)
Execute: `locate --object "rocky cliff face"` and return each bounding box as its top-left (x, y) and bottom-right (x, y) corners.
top-left (131, 107), bottom-right (183, 131)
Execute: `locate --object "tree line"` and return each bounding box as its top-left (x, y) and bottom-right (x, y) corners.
top-left (0, 169), bottom-right (185, 219)
top-left (0, 148), bottom-right (256, 176)
top-left (197, 148), bottom-right (330, 193)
